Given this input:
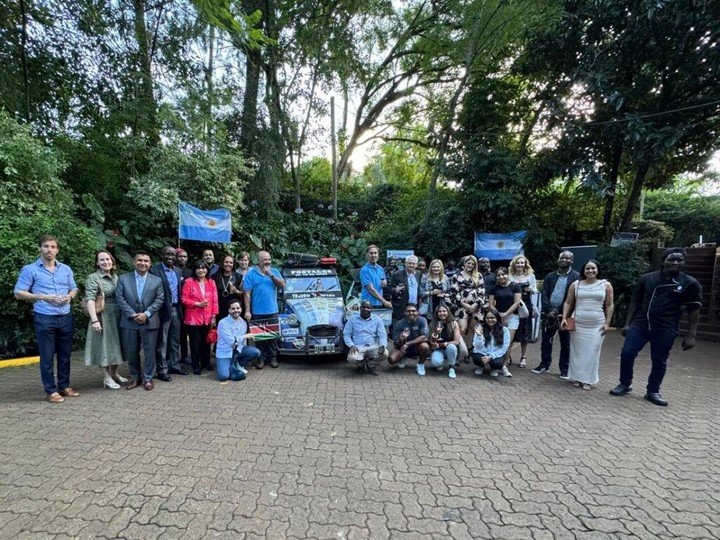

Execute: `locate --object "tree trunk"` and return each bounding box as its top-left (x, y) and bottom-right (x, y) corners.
top-left (19, 0), bottom-right (30, 123)
top-left (132, 0), bottom-right (160, 146)
top-left (204, 24), bottom-right (215, 154)
top-left (619, 160), bottom-right (650, 232)
top-left (602, 141), bottom-right (624, 234)
top-left (239, 47), bottom-right (261, 151)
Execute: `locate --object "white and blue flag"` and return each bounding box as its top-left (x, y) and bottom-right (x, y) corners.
top-left (178, 201), bottom-right (232, 243)
top-left (474, 230), bottom-right (527, 260)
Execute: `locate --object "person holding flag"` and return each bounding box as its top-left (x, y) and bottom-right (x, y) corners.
top-left (243, 251), bottom-right (285, 369)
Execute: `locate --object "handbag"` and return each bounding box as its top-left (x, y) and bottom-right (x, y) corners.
top-left (564, 282), bottom-right (579, 331)
top-left (206, 326), bottom-right (218, 344)
top-left (81, 275), bottom-right (105, 317)
top-left (517, 299), bottom-right (530, 319)
top-left (229, 342), bottom-right (247, 381)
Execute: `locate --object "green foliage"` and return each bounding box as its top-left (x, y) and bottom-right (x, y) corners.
top-left (644, 191), bottom-right (720, 247)
top-left (0, 113), bottom-right (99, 357)
top-left (596, 243), bottom-right (651, 326)
top-left (628, 219), bottom-right (675, 254)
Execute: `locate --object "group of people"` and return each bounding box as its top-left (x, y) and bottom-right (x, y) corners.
top-left (13, 235), bottom-right (286, 402)
top-left (345, 244), bottom-right (701, 406)
top-left (14, 235), bottom-right (702, 407)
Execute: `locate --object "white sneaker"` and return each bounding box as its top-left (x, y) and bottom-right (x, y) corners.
top-left (490, 370), bottom-right (500, 377)
top-left (416, 363), bottom-right (426, 376)
top-left (397, 359), bottom-right (408, 369)
top-left (240, 367), bottom-right (249, 374)
top-left (448, 368), bottom-right (456, 379)
top-left (474, 368), bottom-right (483, 376)
top-left (502, 366), bottom-right (513, 378)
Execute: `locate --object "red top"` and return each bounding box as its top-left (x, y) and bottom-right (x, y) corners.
top-left (182, 278), bottom-right (219, 326)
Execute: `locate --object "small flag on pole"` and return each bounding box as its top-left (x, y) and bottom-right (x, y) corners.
top-left (178, 201), bottom-right (232, 243)
top-left (474, 230), bottom-right (527, 260)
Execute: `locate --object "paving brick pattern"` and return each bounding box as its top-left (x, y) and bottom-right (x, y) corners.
top-left (1, 332), bottom-right (718, 539)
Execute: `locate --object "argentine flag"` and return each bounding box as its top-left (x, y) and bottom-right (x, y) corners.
top-left (474, 230), bottom-right (527, 260)
top-left (178, 201), bottom-right (232, 243)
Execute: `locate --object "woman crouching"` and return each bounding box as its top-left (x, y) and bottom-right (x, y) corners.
top-left (472, 309), bottom-right (511, 377)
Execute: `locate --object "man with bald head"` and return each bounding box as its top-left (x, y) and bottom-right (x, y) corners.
top-left (243, 251), bottom-right (285, 368)
top-left (532, 250), bottom-right (581, 378)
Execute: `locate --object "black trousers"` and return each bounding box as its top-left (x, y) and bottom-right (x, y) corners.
top-left (187, 325), bottom-right (211, 370)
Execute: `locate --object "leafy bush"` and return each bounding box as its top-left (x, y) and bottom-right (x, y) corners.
top-left (644, 191), bottom-right (720, 246)
top-left (596, 243), bottom-right (651, 326)
top-left (0, 112), bottom-right (99, 357)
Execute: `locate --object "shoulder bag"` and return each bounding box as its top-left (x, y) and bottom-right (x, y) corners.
top-left (81, 275), bottom-right (105, 317)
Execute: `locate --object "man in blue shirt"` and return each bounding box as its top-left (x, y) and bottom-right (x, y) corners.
top-left (360, 245), bottom-right (392, 309)
top-left (243, 250), bottom-right (285, 369)
top-left (344, 301), bottom-right (388, 375)
top-left (149, 246), bottom-right (187, 381)
top-left (14, 235), bottom-right (79, 403)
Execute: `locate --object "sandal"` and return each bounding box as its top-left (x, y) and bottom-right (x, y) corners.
top-left (582, 384), bottom-right (592, 390)
top-left (572, 381), bottom-right (582, 387)
top-left (519, 357), bottom-right (527, 368)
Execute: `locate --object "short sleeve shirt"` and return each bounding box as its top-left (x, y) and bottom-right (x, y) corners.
top-left (242, 267), bottom-right (282, 314)
top-left (490, 283), bottom-right (521, 313)
top-left (392, 316), bottom-right (429, 342)
top-left (14, 259), bottom-right (78, 315)
top-left (360, 263), bottom-right (386, 306)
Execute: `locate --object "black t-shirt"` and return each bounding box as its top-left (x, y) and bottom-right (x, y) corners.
top-left (631, 271), bottom-right (702, 329)
top-left (482, 272), bottom-right (496, 290)
top-left (490, 282), bottom-right (521, 313)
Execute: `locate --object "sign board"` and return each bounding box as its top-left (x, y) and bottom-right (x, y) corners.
top-left (387, 250), bottom-right (414, 264)
top-left (610, 232), bottom-right (639, 247)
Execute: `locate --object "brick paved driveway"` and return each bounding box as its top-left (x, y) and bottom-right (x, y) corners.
top-left (1, 332), bottom-right (718, 539)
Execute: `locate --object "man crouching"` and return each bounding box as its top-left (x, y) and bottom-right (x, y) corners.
top-left (344, 300), bottom-right (388, 375)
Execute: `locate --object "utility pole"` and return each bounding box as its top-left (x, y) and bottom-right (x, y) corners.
top-left (330, 96), bottom-right (338, 221)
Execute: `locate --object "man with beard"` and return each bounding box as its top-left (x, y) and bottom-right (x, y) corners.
top-left (388, 303), bottom-right (430, 375)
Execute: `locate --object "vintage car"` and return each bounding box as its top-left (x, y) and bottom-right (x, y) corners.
top-left (277, 255), bottom-right (347, 357)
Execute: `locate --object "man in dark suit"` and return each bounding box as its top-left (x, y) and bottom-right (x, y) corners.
top-left (116, 251), bottom-right (165, 391)
top-left (150, 246), bottom-right (187, 381)
top-left (390, 255), bottom-right (423, 330)
top-left (532, 250), bottom-right (581, 378)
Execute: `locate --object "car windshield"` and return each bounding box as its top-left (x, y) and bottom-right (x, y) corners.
top-left (285, 276), bottom-right (341, 293)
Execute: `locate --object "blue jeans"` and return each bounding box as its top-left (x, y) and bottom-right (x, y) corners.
top-left (34, 313), bottom-right (74, 394)
top-left (216, 346), bottom-right (261, 381)
top-left (620, 323), bottom-right (677, 394)
top-left (430, 344), bottom-right (458, 368)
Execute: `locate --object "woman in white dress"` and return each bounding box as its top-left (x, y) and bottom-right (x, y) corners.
top-left (561, 260), bottom-right (614, 390)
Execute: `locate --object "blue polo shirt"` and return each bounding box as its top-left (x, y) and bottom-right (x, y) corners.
top-left (14, 259), bottom-right (78, 315)
top-left (360, 262), bottom-right (386, 306)
top-left (243, 266), bottom-right (282, 314)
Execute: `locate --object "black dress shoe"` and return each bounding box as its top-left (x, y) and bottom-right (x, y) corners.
top-left (609, 384), bottom-right (632, 396)
top-left (156, 373), bottom-right (172, 382)
top-left (168, 367), bottom-right (188, 376)
top-left (645, 393), bottom-right (668, 406)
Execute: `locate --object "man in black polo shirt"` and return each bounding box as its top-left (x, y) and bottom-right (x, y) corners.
top-left (610, 248), bottom-right (702, 406)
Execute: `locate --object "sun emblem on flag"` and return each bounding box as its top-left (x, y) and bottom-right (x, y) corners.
top-left (497, 241), bottom-right (505, 248)
top-left (207, 219), bottom-right (217, 227)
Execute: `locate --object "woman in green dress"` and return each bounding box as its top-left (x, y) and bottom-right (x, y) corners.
top-left (84, 250), bottom-right (126, 389)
